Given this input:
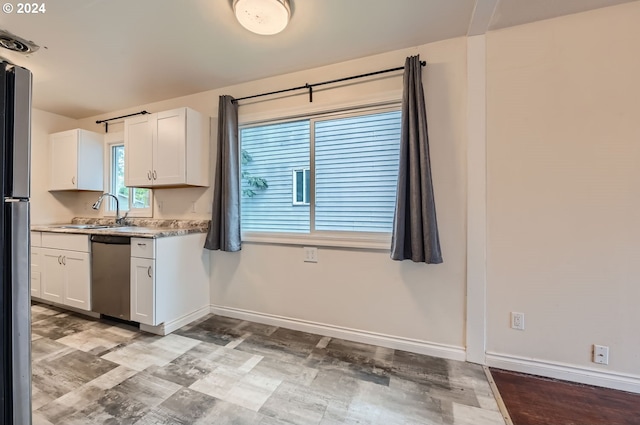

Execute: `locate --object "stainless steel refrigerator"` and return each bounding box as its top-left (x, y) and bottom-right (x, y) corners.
top-left (0, 60), bottom-right (32, 424)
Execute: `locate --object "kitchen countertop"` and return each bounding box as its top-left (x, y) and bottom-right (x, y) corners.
top-left (31, 218), bottom-right (210, 239)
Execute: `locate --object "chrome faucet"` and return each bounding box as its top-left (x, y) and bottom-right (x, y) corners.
top-left (92, 193), bottom-right (128, 225)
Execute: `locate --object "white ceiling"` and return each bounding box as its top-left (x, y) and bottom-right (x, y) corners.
top-left (0, 0), bottom-right (635, 119)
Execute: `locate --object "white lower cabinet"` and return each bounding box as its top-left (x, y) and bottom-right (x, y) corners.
top-left (38, 233), bottom-right (91, 311)
top-left (130, 237), bottom-right (156, 325)
top-left (131, 256), bottom-right (156, 325)
top-left (129, 234), bottom-right (210, 333)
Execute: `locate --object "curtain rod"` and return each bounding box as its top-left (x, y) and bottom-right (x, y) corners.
top-left (96, 110), bottom-right (150, 133)
top-left (234, 61), bottom-right (426, 104)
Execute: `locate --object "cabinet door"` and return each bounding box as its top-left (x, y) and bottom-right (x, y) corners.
top-left (41, 248), bottom-right (65, 303)
top-left (154, 108), bottom-right (186, 186)
top-left (31, 247), bottom-right (41, 298)
top-left (63, 251), bottom-right (91, 311)
top-left (125, 114), bottom-right (154, 187)
top-left (131, 257), bottom-right (155, 325)
top-left (50, 130), bottom-right (78, 190)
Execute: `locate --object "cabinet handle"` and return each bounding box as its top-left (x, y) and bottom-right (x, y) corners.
top-left (137, 243), bottom-right (146, 247)
top-left (147, 266), bottom-right (152, 278)
top-left (62, 256), bottom-right (66, 266)
top-left (71, 176), bottom-right (75, 185)
top-left (147, 171), bottom-right (152, 181)
top-left (153, 170), bottom-right (157, 180)
top-left (57, 255), bottom-right (62, 265)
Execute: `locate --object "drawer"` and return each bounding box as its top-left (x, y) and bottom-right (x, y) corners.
top-left (131, 238), bottom-right (155, 259)
top-left (41, 232), bottom-right (90, 252)
top-left (31, 231), bottom-right (42, 247)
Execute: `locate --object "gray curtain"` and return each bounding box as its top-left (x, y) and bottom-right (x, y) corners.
top-left (204, 95), bottom-right (241, 251)
top-left (390, 56), bottom-right (442, 263)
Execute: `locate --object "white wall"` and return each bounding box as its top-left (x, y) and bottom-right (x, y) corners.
top-left (37, 1), bottom-right (640, 392)
top-left (74, 37), bottom-right (469, 357)
top-left (485, 2), bottom-right (640, 387)
top-left (30, 109), bottom-right (82, 224)
top-left (211, 38), bottom-right (468, 356)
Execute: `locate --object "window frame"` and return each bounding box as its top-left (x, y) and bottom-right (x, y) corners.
top-left (292, 168), bottom-right (310, 206)
top-left (103, 132), bottom-right (153, 218)
top-left (240, 103), bottom-right (401, 249)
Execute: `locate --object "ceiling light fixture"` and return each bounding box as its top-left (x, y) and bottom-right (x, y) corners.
top-left (233, 0), bottom-right (291, 35)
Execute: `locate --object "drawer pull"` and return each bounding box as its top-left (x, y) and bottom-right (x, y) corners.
top-left (137, 243), bottom-right (146, 247)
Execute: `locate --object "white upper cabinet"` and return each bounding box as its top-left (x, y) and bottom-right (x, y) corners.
top-left (124, 107), bottom-right (210, 188)
top-left (124, 115), bottom-right (153, 187)
top-left (49, 129), bottom-right (104, 191)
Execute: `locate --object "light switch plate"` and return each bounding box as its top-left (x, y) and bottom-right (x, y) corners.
top-left (303, 247), bottom-right (318, 263)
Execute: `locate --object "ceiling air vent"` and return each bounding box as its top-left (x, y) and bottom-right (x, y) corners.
top-left (0, 29), bottom-right (39, 54)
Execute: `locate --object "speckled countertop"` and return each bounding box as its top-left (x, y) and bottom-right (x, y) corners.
top-left (31, 218), bottom-right (210, 239)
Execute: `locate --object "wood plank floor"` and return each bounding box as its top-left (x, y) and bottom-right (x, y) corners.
top-left (490, 368), bottom-right (640, 425)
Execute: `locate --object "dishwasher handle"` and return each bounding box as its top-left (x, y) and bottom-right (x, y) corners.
top-left (90, 235), bottom-right (131, 245)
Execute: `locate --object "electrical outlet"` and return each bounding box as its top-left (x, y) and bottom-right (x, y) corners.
top-left (191, 201), bottom-right (197, 213)
top-left (511, 312), bottom-right (525, 330)
top-left (303, 247), bottom-right (318, 263)
top-left (593, 345), bottom-right (609, 365)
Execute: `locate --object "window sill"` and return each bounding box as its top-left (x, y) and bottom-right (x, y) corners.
top-left (242, 232), bottom-right (391, 250)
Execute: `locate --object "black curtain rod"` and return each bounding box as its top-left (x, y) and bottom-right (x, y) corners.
top-left (234, 61), bottom-right (426, 104)
top-left (96, 110), bottom-right (150, 133)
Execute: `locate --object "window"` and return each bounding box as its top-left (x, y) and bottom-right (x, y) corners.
top-left (292, 168), bottom-right (310, 205)
top-left (240, 106), bottom-right (401, 245)
top-left (106, 134), bottom-right (152, 217)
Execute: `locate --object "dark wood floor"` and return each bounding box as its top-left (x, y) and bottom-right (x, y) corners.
top-left (490, 368), bottom-right (640, 425)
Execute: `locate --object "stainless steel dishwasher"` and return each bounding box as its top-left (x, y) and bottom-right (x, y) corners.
top-left (90, 235), bottom-right (131, 320)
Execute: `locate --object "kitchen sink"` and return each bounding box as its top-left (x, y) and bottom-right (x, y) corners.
top-left (56, 224), bottom-right (114, 229)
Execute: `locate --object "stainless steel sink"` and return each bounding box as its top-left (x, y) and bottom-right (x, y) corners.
top-left (56, 224), bottom-right (113, 229)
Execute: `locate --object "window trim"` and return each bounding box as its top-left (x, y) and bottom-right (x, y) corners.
top-left (103, 132), bottom-right (153, 218)
top-left (239, 102), bottom-right (401, 248)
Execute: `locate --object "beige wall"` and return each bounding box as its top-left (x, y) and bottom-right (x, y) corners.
top-left (486, 1), bottom-right (640, 377)
top-left (75, 38), bottom-right (470, 353)
top-left (210, 38), bottom-right (468, 351)
top-left (40, 0), bottom-right (640, 389)
top-left (30, 109), bottom-right (83, 224)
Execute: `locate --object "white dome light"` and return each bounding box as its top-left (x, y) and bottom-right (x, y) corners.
top-left (233, 0), bottom-right (291, 35)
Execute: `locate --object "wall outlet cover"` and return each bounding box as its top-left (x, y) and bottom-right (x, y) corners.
top-left (511, 312), bottom-right (525, 330)
top-left (593, 344), bottom-right (609, 365)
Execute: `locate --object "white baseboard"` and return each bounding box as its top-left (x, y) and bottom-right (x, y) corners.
top-left (140, 305), bottom-right (210, 336)
top-left (210, 304), bottom-right (466, 361)
top-left (486, 352), bottom-right (640, 394)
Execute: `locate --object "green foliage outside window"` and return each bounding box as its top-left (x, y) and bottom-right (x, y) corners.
top-left (241, 149), bottom-right (268, 198)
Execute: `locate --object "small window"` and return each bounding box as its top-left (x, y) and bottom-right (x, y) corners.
top-left (106, 136), bottom-right (152, 217)
top-left (292, 168), bottom-right (310, 205)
